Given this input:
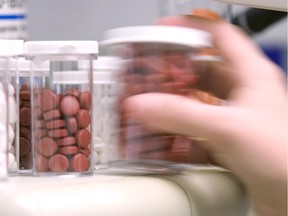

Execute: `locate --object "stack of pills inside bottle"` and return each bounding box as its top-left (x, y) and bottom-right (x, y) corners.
top-left (24, 41), bottom-right (98, 176)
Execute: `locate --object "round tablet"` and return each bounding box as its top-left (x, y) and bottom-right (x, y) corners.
top-left (80, 147), bottom-right (91, 157)
top-left (48, 129), bottom-right (68, 138)
top-left (60, 95), bottom-right (80, 116)
top-left (46, 119), bottom-right (65, 129)
top-left (20, 84), bottom-right (29, 91)
top-left (76, 129), bottom-right (91, 148)
top-left (20, 107), bottom-right (31, 126)
top-left (40, 88), bottom-right (58, 112)
top-left (59, 146), bottom-right (79, 155)
top-left (64, 87), bottom-right (81, 98)
top-left (20, 127), bottom-right (31, 140)
top-left (57, 137), bottom-right (76, 147)
top-left (76, 109), bottom-right (91, 129)
top-left (48, 154), bottom-right (69, 172)
top-left (37, 137), bottom-right (58, 157)
top-left (35, 154), bottom-right (49, 172)
top-left (79, 91), bottom-right (91, 110)
top-left (19, 90), bottom-right (31, 101)
top-left (35, 120), bottom-right (46, 129)
top-left (66, 117), bottom-right (78, 134)
top-left (34, 129), bottom-right (47, 139)
top-left (19, 137), bottom-right (30, 156)
top-left (43, 109), bottom-right (62, 121)
top-left (71, 153), bottom-right (90, 172)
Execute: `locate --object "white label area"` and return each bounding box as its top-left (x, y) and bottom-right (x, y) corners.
top-left (0, 0), bottom-right (27, 39)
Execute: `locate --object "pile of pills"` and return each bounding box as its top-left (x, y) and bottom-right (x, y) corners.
top-left (32, 87), bottom-right (92, 173)
top-left (0, 83), bottom-right (7, 179)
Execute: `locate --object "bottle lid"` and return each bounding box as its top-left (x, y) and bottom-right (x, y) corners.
top-left (101, 25), bottom-right (212, 48)
top-left (0, 40), bottom-right (24, 56)
top-left (24, 41), bottom-right (99, 55)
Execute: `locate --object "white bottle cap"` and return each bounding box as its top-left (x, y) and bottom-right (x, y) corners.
top-left (101, 25), bottom-right (212, 48)
top-left (0, 40), bottom-right (24, 56)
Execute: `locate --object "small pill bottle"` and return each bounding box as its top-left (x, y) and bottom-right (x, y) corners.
top-left (159, 0), bottom-right (230, 20)
top-left (8, 58), bottom-right (49, 174)
top-left (0, 39), bottom-right (23, 177)
top-left (101, 25), bottom-right (221, 174)
top-left (24, 41), bottom-right (98, 176)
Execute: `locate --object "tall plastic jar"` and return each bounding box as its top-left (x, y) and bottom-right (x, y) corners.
top-left (24, 41), bottom-right (98, 176)
top-left (7, 57), bottom-right (49, 174)
top-left (101, 25), bottom-right (223, 174)
top-left (0, 39), bottom-right (23, 178)
top-left (0, 0), bottom-right (28, 39)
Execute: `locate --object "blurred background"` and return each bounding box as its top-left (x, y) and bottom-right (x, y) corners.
top-left (26, 0), bottom-right (287, 71)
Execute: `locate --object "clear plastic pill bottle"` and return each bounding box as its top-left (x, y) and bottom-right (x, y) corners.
top-left (24, 41), bottom-right (98, 176)
top-left (0, 39), bottom-right (23, 177)
top-left (101, 25), bottom-right (222, 174)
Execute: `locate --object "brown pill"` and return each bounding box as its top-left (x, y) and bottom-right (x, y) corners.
top-left (46, 119), bottom-right (65, 129)
top-left (34, 129), bottom-right (47, 139)
top-left (48, 129), bottom-right (68, 138)
top-left (20, 153), bottom-right (32, 169)
top-left (43, 109), bottom-right (62, 121)
top-left (76, 109), bottom-right (90, 129)
top-left (80, 148), bottom-right (91, 157)
top-left (19, 137), bottom-right (30, 156)
top-left (22, 101), bottom-right (31, 108)
top-left (60, 95), bottom-right (80, 116)
top-left (64, 87), bottom-right (81, 98)
top-left (20, 107), bottom-right (31, 127)
top-left (48, 154), bottom-right (69, 172)
top-left (35, 154), bottom-right (49, 172)
top-left (71, 153), bottom-right (90, 172)
top-left (19, 90), bottom-right (31, 101)
top-left (59, 146), bottom-right (79, 155)
top-left (37, 137), bottom-right (58, 157)
top-left (57, 137), bottom-right (76, 147)
top-left (76, 129), bottom-right (91, 148)
top-left (40, 88), bottom-right (58, 112)
top-left (20, 84), bottom-right (29, 91)
top-left (19, 97), bottom-right (23, 107)
top-left (79, 91), bottom-right (91, 110)
top-left (20, 127), bottom-right (31, 140)
top-left (66, 117), bottom-right (78, 134)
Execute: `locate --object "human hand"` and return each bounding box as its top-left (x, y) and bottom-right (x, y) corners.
top-left (122, 16), bottom-right (287, 216)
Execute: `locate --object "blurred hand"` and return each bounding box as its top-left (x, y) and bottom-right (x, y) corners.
top-left (122, 16), bottom-right (287, 216)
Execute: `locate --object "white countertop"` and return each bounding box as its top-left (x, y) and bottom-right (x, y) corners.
top-left (0, 166), bottom-right (250, 216)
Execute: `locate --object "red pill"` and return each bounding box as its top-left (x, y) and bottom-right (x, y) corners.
top-left (79, 91), bottom-right (91, 110)
top-left (48, 129), bottom-right (68, 138)
top-left (19, 137), bottom-right (30, 156)
top-left (37, 137), bottom-right (58, 157)
top-left (46, 119), bottom-right (65, 129)
top-left (76, 129), bottom-right (91, 148)
top-left (59, 146), bottom-right (79, 155)
top-left (34, 107), bottom-right (42, 119)
top-left (19, 90), bottom-right (31, 101)
top-left (35, 120), bottom-right (46, 129)
top-left (48, 154), bottom-right (69, 172)
top-left (39, 88), bottom-right (58, 112)
top-left (64, 87), bottom-right (81, 99)
top-left (66, 117), bottom-right (78, 134)
top-left (35, 154), bottom-right (49, 172)
top-left (57, 137), bottom-right (76, 147)
top-left (60, 95), bottom-right (80, 116)
top-left (76, 109), bottom-right (90, 129)
top-left (20, 107), bottom-right (31, 127)
top-left (80, 148), bottom-right (91, 157)
top-left (43, 109), bottom-right (62, 121)
top-left (34, 129), bottom-right (47, 139)
top-left (71, 153), bottom-right (90, 172)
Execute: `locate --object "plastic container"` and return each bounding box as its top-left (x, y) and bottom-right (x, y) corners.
top-left (101, 25), bottom-right (222, 174)
top-left (80, 56), bottom-right (122, 170)
top-left (0, 39), bottom-right (23, 178)
top-left (159, 0), bottom-right (230, 20)
top-left (24, 40), bottom-right (98, 176)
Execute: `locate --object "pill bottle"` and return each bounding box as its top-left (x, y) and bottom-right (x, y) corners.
top-left (159, 0), bottom-right (230, 20)
top-left (24, 41), bottom-right (98, 176)
top-left (7, 57), bottom-right (49, 174)
top-left (0, 0), bottom-right (28, 39)
top-left (0, 39), bottom-right (23, 177)
top-left (101, 25), bottom-right (223, 174)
